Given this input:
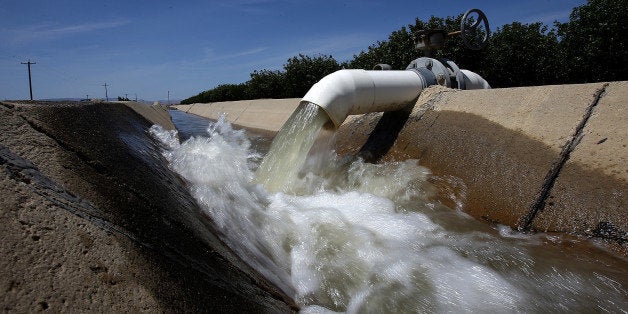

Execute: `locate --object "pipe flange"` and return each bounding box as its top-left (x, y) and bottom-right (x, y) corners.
top-left (406, 57), bottom-right (451, 87)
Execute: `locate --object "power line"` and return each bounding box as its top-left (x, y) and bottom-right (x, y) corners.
top-left (21, 60), bottom-right (36, 100)
top-left (37, 62), bottom-right (79, 83)
top-left (102, 83), bottom-right (109, 101)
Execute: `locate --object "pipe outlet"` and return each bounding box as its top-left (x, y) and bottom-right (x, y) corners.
top-left (301, 69), bottom-right (426, 128)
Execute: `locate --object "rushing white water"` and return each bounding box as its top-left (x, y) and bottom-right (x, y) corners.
top-left (150, 111), bottom-right (626, 313)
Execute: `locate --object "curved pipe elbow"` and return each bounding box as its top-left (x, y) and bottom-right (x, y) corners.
top-left (461, 69), bottom-right (491, 89)
top-left (301, 69), bottom-right (425, 128)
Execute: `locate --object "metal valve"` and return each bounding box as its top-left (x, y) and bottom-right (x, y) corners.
top-left (414, 8), bottom-right (490, 56)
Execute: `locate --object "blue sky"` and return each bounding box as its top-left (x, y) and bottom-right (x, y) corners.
top-left (0, 0), bottom-right (586, 101)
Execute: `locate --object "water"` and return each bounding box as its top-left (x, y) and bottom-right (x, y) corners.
top-left (169, 108), bottom-right (272, 151)
top-left (255, 102), bottom-right (333, 192)
top-left (155, 109), bottom-right (627, 313)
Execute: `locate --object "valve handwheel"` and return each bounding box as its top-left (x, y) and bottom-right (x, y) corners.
top-left (461, 9), bottom-right (490, 50)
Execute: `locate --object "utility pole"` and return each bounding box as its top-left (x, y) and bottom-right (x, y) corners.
top-left (102, 83), bottom-right (109, 101)
top-left (167, 90), bottom-right (170, 104)
top-left (134, 93), bottom-right (137, 101)
top-left (21, 60), bottom-right (36, 100)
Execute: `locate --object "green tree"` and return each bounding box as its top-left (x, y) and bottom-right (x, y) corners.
top-left (182, 0), bottom-right (627, 104)
top-left (247, 69), bottom-right (287, 99)
top-left (344, 41), bottom-right (389, 70)
top-left (344, 25), bottom-right (414, 70)
top-left (484, 22), bottom-right (561, 87)
top-left (181, 83), bottom-right (248, 104)
top-left (283, 54), bottom-right (341, 97)
top-left (557, 0), bottom-right (628, 83)
top-left (211, 83), bottom-right (248, 101)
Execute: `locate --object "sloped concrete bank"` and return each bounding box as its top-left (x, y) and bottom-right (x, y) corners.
top-left (0, 101), bottom-right (295, 312)
top-left (178, 82), bottom-right (626, 254)
top-left (336, 82), bottom-right (627, 254)
top-left (174, 98), bottom-right (301, 135)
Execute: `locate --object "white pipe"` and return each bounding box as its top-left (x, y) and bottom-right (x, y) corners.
top-left (301, 68), bottom-right (490, 128)
top-left (461, 69), bottom-right (491, 89)
top-left (301, 69), bottom-right (427, 128)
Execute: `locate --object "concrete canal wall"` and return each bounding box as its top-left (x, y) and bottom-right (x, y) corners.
top-left (0, 101), bottom-right (295, 312)
top-left (174, 98), bottom-right (301, 134)
top-left (178, 82), bottom-right (627, 253)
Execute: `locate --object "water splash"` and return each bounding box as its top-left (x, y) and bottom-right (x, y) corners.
top-left (150, 116), bottom-right (627, 313)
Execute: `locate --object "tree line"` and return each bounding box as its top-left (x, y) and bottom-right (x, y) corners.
top-left (181, 0), bottom-right (626, 104)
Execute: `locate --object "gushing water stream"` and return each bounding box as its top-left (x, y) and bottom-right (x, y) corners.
top-left (255, 102), bottom-right (332, 192)
top-left (155, 108), bottom-right (626, 312)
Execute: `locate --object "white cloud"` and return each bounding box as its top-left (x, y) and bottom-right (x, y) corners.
top-left (199, 46), bottom-right (269, 63)
top-left (521, 9), bottom-right (573, 25)
top-left (234, 46), bottom-right (269, 57)
top-left (2, 19), bottom-right (130, 44)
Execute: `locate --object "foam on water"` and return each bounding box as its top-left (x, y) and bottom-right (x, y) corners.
top-left (150, 113), bottom-right (626, 312)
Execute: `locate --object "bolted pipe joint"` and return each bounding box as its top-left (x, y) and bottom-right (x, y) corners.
top-left (406, 57), bottom-right (490, 90)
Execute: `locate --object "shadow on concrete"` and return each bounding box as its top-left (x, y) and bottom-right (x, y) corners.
top-left (357, 105), bottom-right (413, 163)
top-left (335, 107), bottom-right (627, 255)
top-left (0, 101), bottom-right (296, 312)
